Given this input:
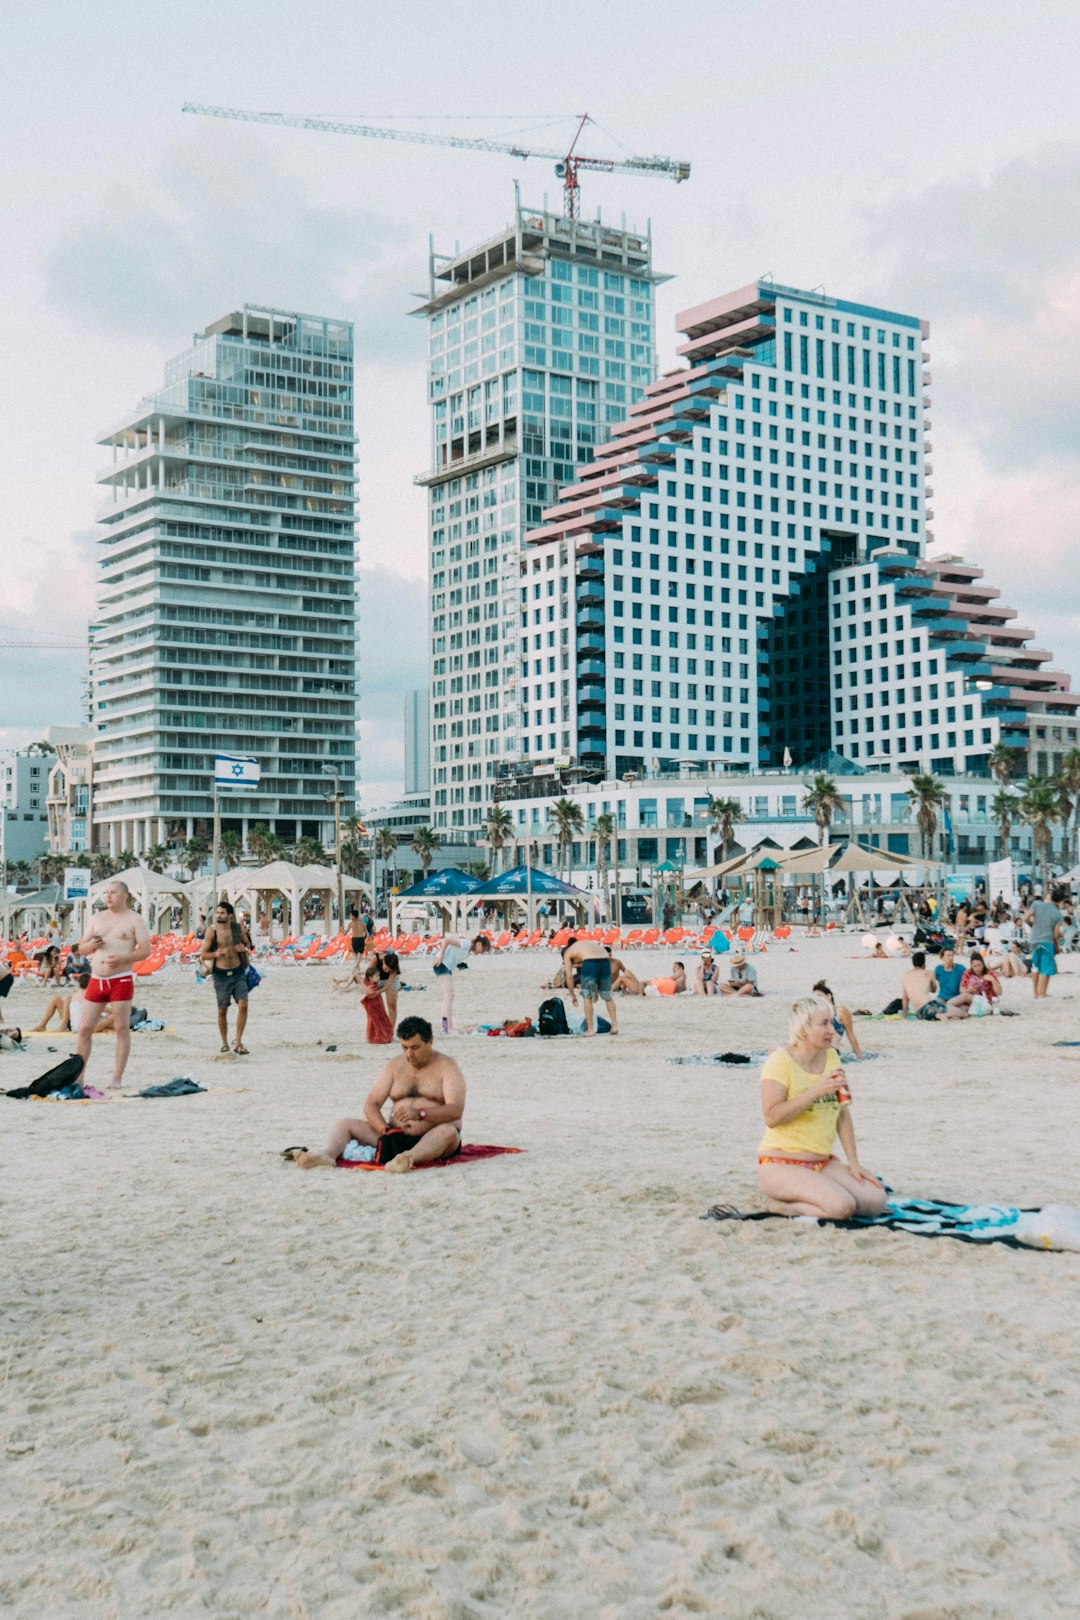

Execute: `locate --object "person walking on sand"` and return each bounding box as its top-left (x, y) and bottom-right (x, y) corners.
top-left (360, 958), bottom-right (394, 1044)
top-left (1023, 893), bottom-right (1063, 1000)
top-left (75, 881), bottom-right (151, 1090)
top-left (293, 1016), bottom-right (465, 1174)
top-left (756, 994), bottom-right (886, 1221)
top-left (562, 938), bottom-right (620, 1036)
top-left (200, 899), bottom-right (254, 1054)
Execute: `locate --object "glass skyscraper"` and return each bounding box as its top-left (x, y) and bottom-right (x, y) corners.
top-left (93, 305), bottom-right (357, 856)
top-left (417, 197), bottom-right (664, 837)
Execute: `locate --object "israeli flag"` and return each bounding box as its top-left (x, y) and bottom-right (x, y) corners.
top-left (215, 754), bottom-right (261, 792)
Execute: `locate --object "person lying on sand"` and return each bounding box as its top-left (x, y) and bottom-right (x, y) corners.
top-left (756, 994), bottom-right (886, 1221)
top-left (990, 941), bottom-right (1029, 979)
top-left (609, 949), bottom-right (643, 996)
top-left (293, 1015), bottom-right (465, 1174)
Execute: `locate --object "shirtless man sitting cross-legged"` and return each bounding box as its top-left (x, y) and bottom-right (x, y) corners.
top-left (294, 1015), bottom-right (465, 1174)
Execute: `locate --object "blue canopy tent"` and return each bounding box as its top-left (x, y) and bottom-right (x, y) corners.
top-left (389, 867), bottom-right (481, 936)
top-left (462, 864), bottom-right (590, 932)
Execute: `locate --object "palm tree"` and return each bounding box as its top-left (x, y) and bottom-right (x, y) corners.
top-left (340, 816), bottom-right (369, 881)
top-left (548, 797), bottom-right (584, 882)
top-left (219, 830), bottom-right (243, 870)
top-left (144, 843), bottom-right (170, 874)
top-left (411, 825), bottom-right (441, 875)
top-left (90, 852), bottom-right (117, 883)
top-left (295, 835), bottom-right (326, 866)
top-left (987, 742), bottom-right (1018, 788)
top-left (802, 775), bottom-right (845, 846)
top-left (1055, 747), bottom-right (1080, 869)
top-left (594, 812), bottom-right (615, 923)
top-left (118, 848), bottom-right (137, 872)
top-left (371, 826), bottom-right (397, 909)
top-left (906, 773), bottom-right (946, 861)
top-left (9, 859), bottom-right (32, 889)
top-left (1019, 775), bottom-right (1061, 894)
top-left (481, 804), bottom-right (514, 874)
top-left (248, 823), bottom-right (283, 865)
top-left (991, 789), bottom-right (1019, 862)
top-left (704, 795), bottom-right (745, 864)
top-left (184, 835), bottom-right (209, 880)
top-left (467, 860), bottom-right (491, 882)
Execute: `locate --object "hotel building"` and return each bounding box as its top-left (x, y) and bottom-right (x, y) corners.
top-left (417, 196), bottom-right (664, 840)
top-left (520, 279), bottom-right (1079, 780)
top-left (92, 306), bottom-right (358, 856)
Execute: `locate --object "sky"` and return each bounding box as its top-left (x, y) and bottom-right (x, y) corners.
top-left (3, 0), bottom-right (1080, 808)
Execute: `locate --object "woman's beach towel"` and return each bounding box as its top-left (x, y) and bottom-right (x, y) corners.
top-left (701, 1195), bottom-right (1073, 1248)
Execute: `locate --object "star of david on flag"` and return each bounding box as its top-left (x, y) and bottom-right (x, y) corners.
top-left (215, 754), bottom-right (261, 792)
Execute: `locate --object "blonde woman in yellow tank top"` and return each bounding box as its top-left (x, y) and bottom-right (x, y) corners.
top-left (757, 994), bottom-right (887, 1221)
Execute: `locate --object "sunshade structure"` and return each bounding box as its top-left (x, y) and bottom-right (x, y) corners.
top-left (775, 840), bottom-right (941, 875)
top-left (2, 883), bottom-right (65, 940)
top-left (89, 866), bottom-right (194, 930)
top-left (389, 867), bottom-right (481, 935)
top-left (685, 844), bottom-right (792, 884)
top-left (462, 864), bottom-right (590, 931)
top-left (203, 861), bottom-right (369, 937)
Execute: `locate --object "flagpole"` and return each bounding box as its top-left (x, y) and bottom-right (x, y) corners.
top-left (211, 780), bottom-right (220, 906)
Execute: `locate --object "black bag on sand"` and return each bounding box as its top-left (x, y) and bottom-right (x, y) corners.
top-left (538, 997), bottom-right (570, 1036)
top-left (375, 1130), bottom-right (417, 1166)
top-left (5, 1053), bottom-right (85, 1100)
top-left (881, 998), bottom-right (904, 1016)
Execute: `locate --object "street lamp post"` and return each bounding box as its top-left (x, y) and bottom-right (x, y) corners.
top-left (321, 765), bottom-right (344, 934)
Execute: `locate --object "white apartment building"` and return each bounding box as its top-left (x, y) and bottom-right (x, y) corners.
top-left (92, 305), bottom-right (358, 857)
top-left (0, 747), bottom-right (55, 867)
top-left (417, 197), bottom-right (664, 839)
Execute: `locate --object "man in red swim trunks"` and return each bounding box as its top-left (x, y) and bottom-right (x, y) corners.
top-left (75, 880), bottom-right (152, 1089)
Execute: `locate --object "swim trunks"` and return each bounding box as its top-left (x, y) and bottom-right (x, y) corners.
top-left (1031, 942), bottom-right (1057, 977)
top-left (84, 975), bottom-right (134, 1005)
top-left (350, 937), bottom-right (366, 955)
top-left (213, 966), bottom-right (249, 1009)
top-left (577, 959), bottom-right (612, 1000)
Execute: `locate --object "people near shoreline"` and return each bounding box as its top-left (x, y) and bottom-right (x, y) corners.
top-left (200, 899), bottom-right (253, 1055)
top-left (695, 951), bottom-right (719, 996)
top-left (756, 994), bottom-right (886, 1221)
top-left (900, 951), bottom-right (941, 1018)
top-left (563, 938), bottom-right (620, 1036)
top-left (75, 881), bottom-right (151, 1089)
top-left (943, 952), bottom-right (1001, 1019)
top-left (361, 959), bottom-right (394, 1044)
top-left (294, 1016), bottom-right (465, 1174)
top-left (719, 953), bottom-right (760, 997)
top-left (811, 980), bottom-right (863, 1058)
top-left (1023, 893), bottom-right (1063, 1000)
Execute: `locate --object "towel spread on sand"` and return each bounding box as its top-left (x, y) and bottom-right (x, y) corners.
top-left (668, 1052), bottom-right (767, 1067)
top-left (703, 1196), bottom-right (1037, 1247)
top-left (336, 1144), bottom-right (524, 1171)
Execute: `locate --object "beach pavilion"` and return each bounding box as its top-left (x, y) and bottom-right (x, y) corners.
top-left (198, 862), bottom-right (371, 939)
top-left (88, 866), bottom-right (194, 931)
top-left (388, 867), bottom-right (481, 937)
top-left (462, 864), bottom-right (590, 933)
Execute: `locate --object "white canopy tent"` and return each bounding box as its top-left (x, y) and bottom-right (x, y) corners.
top-left (88, 866), bottom-right (194, 930)
top-left (200, 862), bottom-right (371, 938)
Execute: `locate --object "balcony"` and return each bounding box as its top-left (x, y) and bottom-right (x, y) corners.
top-left (576, 610), bottom-right (604, 635)
top-left (578, 691), bottom-right (606, 713)
top-left (578, 659), bottom-right (606, 682)
top-left (577, 632), bottom-right (606, 656)
top-left (575, 579), bottom-right (604, 607)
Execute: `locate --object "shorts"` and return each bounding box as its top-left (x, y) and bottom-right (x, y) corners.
top-left (84, 975), bottom-right (133, 1005)
top-left (213, 967), bottom-right (249, 1010)
top-left (0, 973), bottom-right (12, 1000)
top-left (433, 963), bottom-right (451, 977)
top-left (1031, 942), bottom-right (1057, 977)
top-left (578, 959), bottom-right (612, 1001)
top-left (350, 937), bottom-right (367, 955)
top-left (916, 999), bottom-right (945, 1020)
top-left (758, 1154), bottom-right (836, 1171)
top-left (377, 1129), bottom-right (462, 1165)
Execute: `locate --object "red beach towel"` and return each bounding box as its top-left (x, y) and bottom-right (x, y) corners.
top-left (336, 1144), bottom-right (524, 1171)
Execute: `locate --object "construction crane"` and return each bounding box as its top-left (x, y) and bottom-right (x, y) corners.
top-left (181, 105), bottom-right (690, 219)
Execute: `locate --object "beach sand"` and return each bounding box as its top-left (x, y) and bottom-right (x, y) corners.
top-left (2, 937), bottom-right (1079, 1618)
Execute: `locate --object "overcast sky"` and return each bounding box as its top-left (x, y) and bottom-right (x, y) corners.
top-left (4, 0), bottom-right (1080, 806)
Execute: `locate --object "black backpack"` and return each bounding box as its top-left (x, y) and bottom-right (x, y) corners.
top-left (5, 1053), bottom-right (85, 1100)
top-left (538, 997), bottom-right (570, 1037)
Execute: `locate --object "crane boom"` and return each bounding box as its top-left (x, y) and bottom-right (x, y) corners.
top-left (181, 103), bottom-right (690, 217)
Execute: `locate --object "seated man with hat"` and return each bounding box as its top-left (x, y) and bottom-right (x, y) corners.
top-left (719, 952), bottom-right (760, 997)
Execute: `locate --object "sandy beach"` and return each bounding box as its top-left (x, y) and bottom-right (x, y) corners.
top-left (3, 935), bottom-right (1079, 1618)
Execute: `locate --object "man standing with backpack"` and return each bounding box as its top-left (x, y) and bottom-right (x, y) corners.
top-left (200, 900), bottom-right (254, 1054)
